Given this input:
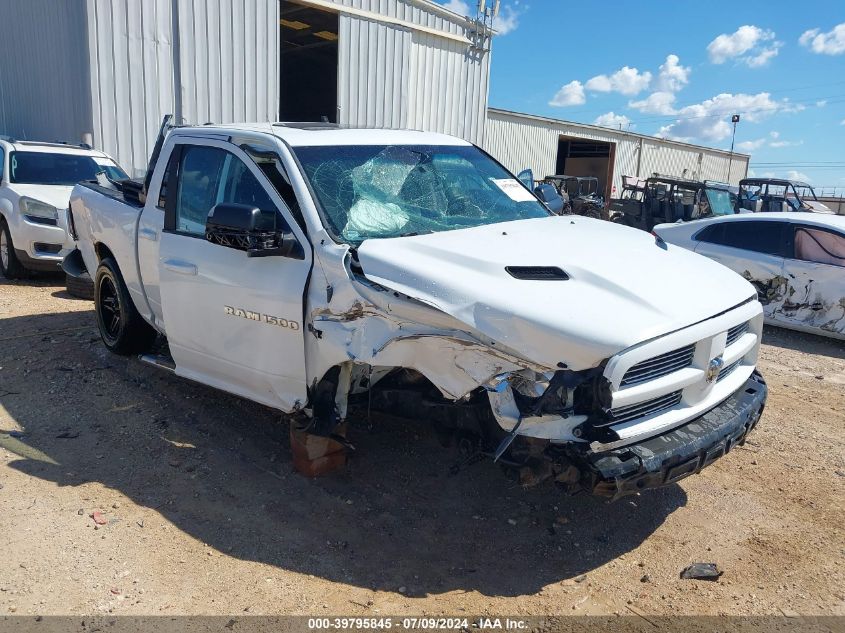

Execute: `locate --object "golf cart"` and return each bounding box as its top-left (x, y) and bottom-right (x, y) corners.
top-left (542, 175), bottom-right (605, 219)
top-left (736, 178), bottom-right (832, 214)
top-left (610, 175), bottom-right (735, 232)
top-left (608, 175), bottom-right (646, 222)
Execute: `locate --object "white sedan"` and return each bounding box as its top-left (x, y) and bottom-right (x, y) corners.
top-left (654, 212), bottom-right (845, 340)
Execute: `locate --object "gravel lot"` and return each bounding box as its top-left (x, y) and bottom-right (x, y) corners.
top-left (1, 275), bottom-right (843, 617)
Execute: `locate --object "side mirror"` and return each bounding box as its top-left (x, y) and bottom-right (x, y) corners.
top-left (516, 168), bottom-right (534, 190)
top-left (534, 183), bottom-right (564, 214)
top-left (206, 202), bottom-right (303, 259)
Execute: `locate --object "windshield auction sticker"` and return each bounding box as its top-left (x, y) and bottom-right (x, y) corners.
top-left (492, 178), bottom-right (536, 202)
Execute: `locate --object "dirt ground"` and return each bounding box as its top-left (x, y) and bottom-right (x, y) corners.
top-left (0, 275), bottom-right (843, 618)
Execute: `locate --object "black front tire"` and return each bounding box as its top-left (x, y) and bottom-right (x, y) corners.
top-left (94, 257), bottom-right (157, 355)
top-left (0, 218), bottom-right (26, 279)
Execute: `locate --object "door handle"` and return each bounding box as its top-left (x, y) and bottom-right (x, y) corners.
top-left (162, 259), bottom-right (197, 276)
top-left (138, 227), bottom-right (158, 241)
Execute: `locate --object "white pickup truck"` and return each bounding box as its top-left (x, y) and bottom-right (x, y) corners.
top-left (64, 119), bottom-right (768, 498)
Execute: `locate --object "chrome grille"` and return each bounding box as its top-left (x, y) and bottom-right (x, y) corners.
top-left (717, 359), bottom-right (741, 382)
top-left (726, 321), bottom-right (749, 347)
top-left (606, 390), bottom-right (683, 426)
top-left (620, 344), bottom-right (695, 387)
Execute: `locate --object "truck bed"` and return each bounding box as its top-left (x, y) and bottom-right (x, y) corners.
top-left (69, 180), bottom-right (147, 311)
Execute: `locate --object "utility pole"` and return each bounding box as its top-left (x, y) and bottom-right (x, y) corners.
top-left (727, 114), bottom-right (740, 182)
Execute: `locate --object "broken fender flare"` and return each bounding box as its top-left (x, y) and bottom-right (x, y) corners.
top-left (62, 248), bottom-right (91, 281)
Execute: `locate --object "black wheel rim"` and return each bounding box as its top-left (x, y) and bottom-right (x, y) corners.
top-left (98, 276), bottom-right (121, 341)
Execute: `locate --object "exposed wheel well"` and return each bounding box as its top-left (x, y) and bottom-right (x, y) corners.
top-left (95, 243), bottom-right (115, 263)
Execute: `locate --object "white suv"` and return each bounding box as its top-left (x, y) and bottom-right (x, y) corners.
top-left (0, 137), bottom-right (126, 282)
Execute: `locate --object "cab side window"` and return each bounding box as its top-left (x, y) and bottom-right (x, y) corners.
top-left (174, 146), bottom-right (227, 236)
top-left (220, 155), bottom-right (276, 213)
top-left (794, 227), bottom-right (845, 268)
top-left (696, 220), bottom-right (787, 256)
top-left (0, 147), bottom-right (5, 182)
top-left (171, 144), bottom-right (283, 237)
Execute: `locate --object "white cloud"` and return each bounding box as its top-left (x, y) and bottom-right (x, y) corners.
top-left (736, 138), bottom-right (767, 151)
top-left (841, 118), bottom-right (845, 125)
top-left (585, 66), bottom-right (652, 96)
top-left (441, 0), bottom-right (470, 15)
top-left (745, 43), bottom-right (782, 67)
top-left (629, 91), bottom-right (678, 115)
top-left (440, 0), bottom-right (520, 35)
top-left (816, 100), bottom-right (828, 107)
top-left (735, 131), bottom-right (802, 152)
top-left (593, 112), bottom-right (634, 129)
top-left (657, 92), bottom-right (804, 142)
top-left (493, 5), bottom-right (520, 34)
top-left (786, 170), bottom-right (811, 182)
top-left (799, 23), bottom-right (845, 55)
top-left (549, 80), bottom-right (586, 107)
top-left (707, 25), bottom-right (781, 67)
top-left (653, 54), bottom-right (690, 92)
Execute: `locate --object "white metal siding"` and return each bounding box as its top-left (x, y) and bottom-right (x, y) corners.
top-left (335, 0), bottom-right (490, 144)
top-left (86, 0), bottom-right (278, 176)
top-left (87, 0), bottom-right (177, 176)
top-left (485, 109), bottom-right (750, 190)
top-left (176, 0), bottom-right (278, 128)
top-left (0, 0), bottom-right (91, 145)
top-left (337, 16), bottom-right (411, 129)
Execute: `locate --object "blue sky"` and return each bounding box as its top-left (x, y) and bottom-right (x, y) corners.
top-left (441, 0), bottom-right (845, 191)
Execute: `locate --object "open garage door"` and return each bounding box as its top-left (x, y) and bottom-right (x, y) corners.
top-left (555, 136), bottom-right (615, 200)
top-left (280, 1), bottom-right (338, 122)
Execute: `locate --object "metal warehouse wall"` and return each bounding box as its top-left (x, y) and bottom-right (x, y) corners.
top-left (485, 109), bottom-right (749, 191)
top-left (333, 0), bottom-right (490, 144)
top-left (87, 0), bottom-right (278, 176)
top-left (0, 0), bottom-right (92, 145)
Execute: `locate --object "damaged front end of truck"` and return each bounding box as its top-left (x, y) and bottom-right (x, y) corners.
top-left (298, 218), bottom-right (768, 500)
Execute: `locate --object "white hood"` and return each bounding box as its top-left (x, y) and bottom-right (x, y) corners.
top-left (357, 216), bottom-right (757, 370)
top-left (6, 183), bottom-right (74, 210)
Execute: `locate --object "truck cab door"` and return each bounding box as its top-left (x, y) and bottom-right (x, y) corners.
top-left (157, 139), bottom-right (311, 411)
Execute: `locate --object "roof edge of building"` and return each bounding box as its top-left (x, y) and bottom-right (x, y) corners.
top-left (487, 107), bottom-right (751, 161)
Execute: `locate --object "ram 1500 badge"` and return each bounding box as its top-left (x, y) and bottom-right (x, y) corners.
top-left (63, 118), bottom-right (767, 499)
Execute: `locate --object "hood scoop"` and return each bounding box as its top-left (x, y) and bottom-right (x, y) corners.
top-left (505, 266), bottom-right (569, 280)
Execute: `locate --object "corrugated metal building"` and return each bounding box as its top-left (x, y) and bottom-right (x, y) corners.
top-left (0, 0), bottom-right (490, 176)
top-left (484, 108), bottom-right (751, 196)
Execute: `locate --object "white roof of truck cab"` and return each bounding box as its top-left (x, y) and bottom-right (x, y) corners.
top-left (172, 123), bottom-right (473, 148)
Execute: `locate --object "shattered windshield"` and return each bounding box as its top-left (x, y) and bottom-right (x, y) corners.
top-left (294, 144), bottom-right (550, 244)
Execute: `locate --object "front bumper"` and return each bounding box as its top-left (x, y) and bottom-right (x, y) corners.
top-left (560, 371), bottom-right (767, 500)
top-left (12, 216), bottom-right (73, 271)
